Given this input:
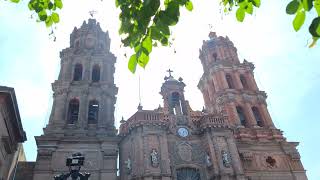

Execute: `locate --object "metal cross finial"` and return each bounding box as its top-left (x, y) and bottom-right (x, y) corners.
top-left (89, 10), bottom-right (97, 17)
top-left (167, 69), bottom-right (173, 77)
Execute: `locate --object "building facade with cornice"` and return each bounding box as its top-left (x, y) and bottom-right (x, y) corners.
top-left (16, 19), bottom-right (307, 180)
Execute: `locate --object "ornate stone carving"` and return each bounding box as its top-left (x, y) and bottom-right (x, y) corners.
top-left (150, 149), bottom-right (160, 167)
top-left (125, 158), bottom-right (131, 174)
top-left (205, 153), bottom-right (212, 167)
top-left (177, 143), bottom-right (192, 162)
top-left (221, 150), bottom-right (231, 167)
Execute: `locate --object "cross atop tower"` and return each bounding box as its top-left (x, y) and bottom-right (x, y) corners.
top-left (166, 69), bottom-right (173, 77)
top-left (89, 10), bottom-right (97, 17)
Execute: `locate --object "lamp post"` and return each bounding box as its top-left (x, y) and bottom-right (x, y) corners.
top-left (54, 153), bottom-right (90, 180)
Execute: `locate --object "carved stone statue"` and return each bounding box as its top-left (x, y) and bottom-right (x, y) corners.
top-left (221, 150), bottom-right (231, 167)
top-left (205, 153), bottom-right (212, 167)
top-left (150, 149), bottom-right (159, 167)
top-left (125, 158), bottom-right (131, 174)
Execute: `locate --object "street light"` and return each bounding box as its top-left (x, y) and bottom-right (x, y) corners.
top-left (54, 152), bottom-right (90, 180)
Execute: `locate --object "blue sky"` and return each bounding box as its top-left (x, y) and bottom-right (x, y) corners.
top-left (0, 0), bottom-right (319, 179)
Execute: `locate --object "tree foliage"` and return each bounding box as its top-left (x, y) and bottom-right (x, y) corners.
top-left (5, 0), bottom-right (320, 73)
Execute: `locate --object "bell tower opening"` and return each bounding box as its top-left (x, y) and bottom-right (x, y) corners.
top-left (67, 98), bottom-right (79, 124)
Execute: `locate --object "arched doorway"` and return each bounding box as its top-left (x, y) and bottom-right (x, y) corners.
top-left (176, 168), bottom-right (201, 180)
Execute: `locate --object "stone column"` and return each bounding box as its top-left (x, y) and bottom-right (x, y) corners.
top-left (259, 104), bottom-right (275, 128)
top-left (244, 103), bottom-right (257, 127)
top-left (51, 93), bottom-right (67, 126)
top-left (206, 131), bottom-right (219, 175)
top-left (247, 73), bottom-right (258, 91)
top-left (79, 93), bottom-right (88, 128)
top-left (226, 137), bottom-right (245, 180)
top-left (219, 71), bottom-right (228, 89)
top-left (159, 133), bottom-right (171, 175)
top-left (234, 72), bottom-right (243, 89)
top-left (211, 136), bottom-right (226, 174)
top-left (212, 72), bottom-right (220, 91)
top-left (225, 102), bottom-right (239, 126)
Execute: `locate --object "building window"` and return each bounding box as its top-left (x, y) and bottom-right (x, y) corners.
top-left (240, 74), bottom-right (248, 89)
top-left (212, 53), bottom-right (217, 62)
top-left (88, 100), bottom-right (99, 124)
top-left (252, 107), bottom-right (263, 127)
top-left (73, 64), bottom-right (83, 81)
top-left (236, 106), bottom-right (246, 126)
top-left (67, 99), bottom-right (79, 124)
top-left (226, 74), bottom-right (234, 89)
top-left (92, 65), bottom-right (100, 82)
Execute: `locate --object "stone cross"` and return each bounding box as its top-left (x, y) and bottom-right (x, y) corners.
top-left (166, 69), bottom-right (173, 77)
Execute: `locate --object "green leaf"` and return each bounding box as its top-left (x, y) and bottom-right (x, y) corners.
top-left (38, 10), bottom-right (47, 21)
top-left (150, 26), bottom-right (162, 40)
top-left (51, 12), bottom-right (60, 23)
top-left (246, 2), bottom-right (253, 14)
top-left (54, 0), bottom-right (63, 9)
top-left (160, 36), bottom-right (169, 46)
top-left (137, 51), bottom-right (149, 68)
top-left (45, 16), bottom-right (53, 27)
top-left (309, 17), bottom-right (320, 37)
top-left (128, 54), bottom-right (137, 73)
top-left (286, 0), bottom-right (300, 14)
top-left (144, 0), bottom-right (160, 17)
top-left (142, 36), bottom-right (152, 54)
top-left (293, 10), bottom-right (306, 31)
top-left (156, 20), bottom-right (170, 36)
top-left (251, 0), bottom-right (261, 7)
top-left (236, 7), bottom-right (245, 22)
top-left (185, 1), bottom-right (193, 11)
top-left (48, 2), bottom-right (54, 10)
top-left (10, 0), bottom-right (20, 3)
top-left (302, 0), bottom-right (313, 11)
top-left (315, 0), bottom-right (320, 16)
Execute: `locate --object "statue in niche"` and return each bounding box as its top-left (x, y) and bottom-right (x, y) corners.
top-left (221, 150), bottom-right (231, 167)
top-left (205, 153), bottom-right (212, 167)
top-left (150, 149), bottom-right (159, 167)
top-left (125, 157), bottom-right (131, 174)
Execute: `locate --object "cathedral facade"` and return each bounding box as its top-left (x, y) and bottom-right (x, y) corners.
top-left (27, 19), bottom-right (307, 180)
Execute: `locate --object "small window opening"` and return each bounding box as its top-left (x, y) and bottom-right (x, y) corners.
top-left (236, 106), bottom-right (246, 126)
top-left (68, 99), bottom-right (79, 124)
top-left (73, 64), bottom-right (83, 81)
top-left (88, 100), bottom-right (99, 124)
top-left (212, 53), bottom-right (217, 62)
top-left (226, 74), bottom-right (234, 89)
top-left (92, 65), bottom-right (100, 82)
top-left (252, 107), bottom-right (263, 127)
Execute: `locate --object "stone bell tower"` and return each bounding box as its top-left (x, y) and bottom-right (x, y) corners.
top-left (33, 19), bottom-right (119, 180)
top-left (198, 32), bottom-right (307, 179)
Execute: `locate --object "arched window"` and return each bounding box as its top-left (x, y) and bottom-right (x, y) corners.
top-left (212, 53), bottom-right (217, 62)
top-left (226, 74), bottom-right (234, 89)
top-left (240, 74), bottom-right (249, 89)
top-left (88, 100), bottom-right (99, 124)
top-left (236, 106), bottom-right (246, 126)
top-left (67, 99), bottom-right (79, 124)
top-left (73, 64), bottom-right (83, 81)
top-left (170, 92), bottom-right (182, 115)
top-left (92, 65), bottom-right (100, 82)
top-left (252, 107), bottom-right (263, 127)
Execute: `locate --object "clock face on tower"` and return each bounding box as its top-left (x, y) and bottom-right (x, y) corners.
top-left (177, 127), bottom-right (189, 137)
